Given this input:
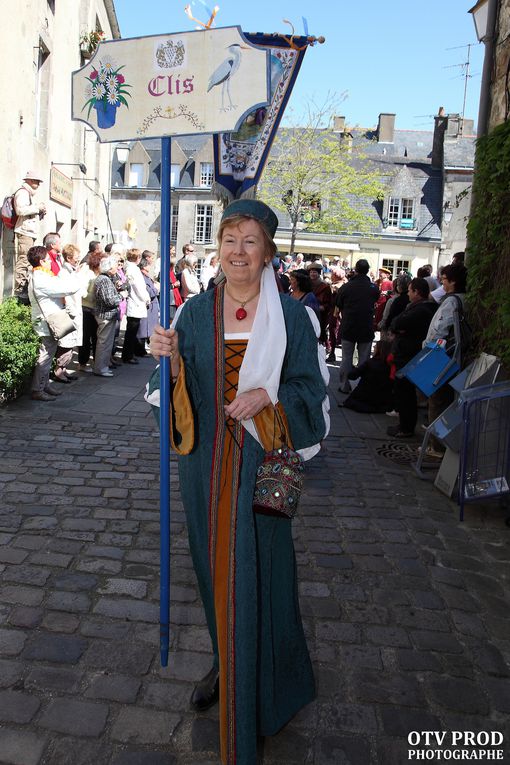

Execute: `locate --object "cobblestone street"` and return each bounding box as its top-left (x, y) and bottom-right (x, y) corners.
top-left (0, 356), bottom-right (509, 765)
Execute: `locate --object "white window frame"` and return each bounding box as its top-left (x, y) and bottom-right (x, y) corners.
top-left (128, 163), bottom-right (144, 188)
top-left (170, 164), bottom-right (180, 188)
top-left (400, 198), bottom-right (415, 228)
top-left (171, 203), bottom-right (178, 241)
top-left (200, 162), bottom-right (214, 188)
top-left (194, 204), bottom-right (213, 244)
top-left (388, 197), bottom-right (400, 227)
top-left (381, 258), bottom-right (411, 279)
top-left (387, 196), bottom-right (415, 229)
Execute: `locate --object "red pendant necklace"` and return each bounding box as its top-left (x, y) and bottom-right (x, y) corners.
top-left (226, 287), bottom-right (260, 321)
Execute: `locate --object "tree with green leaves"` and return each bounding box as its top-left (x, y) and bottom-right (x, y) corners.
top-left (258, 97), bottom-right (384, 255)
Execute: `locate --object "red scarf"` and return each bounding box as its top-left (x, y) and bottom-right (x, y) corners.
top-left (170, 267), bottom-right (183, 306)
top-left (48, 249), bottom-right (61, 276)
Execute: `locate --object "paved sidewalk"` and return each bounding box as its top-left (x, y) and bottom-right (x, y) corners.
top-left (0, 356), bottom-right (509, 764)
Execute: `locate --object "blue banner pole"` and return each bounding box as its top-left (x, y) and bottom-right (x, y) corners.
top-left (159, 136), bottom-right (172, 667)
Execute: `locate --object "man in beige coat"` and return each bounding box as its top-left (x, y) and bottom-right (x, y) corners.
top-left (13, 171), bottom-right (46, 298)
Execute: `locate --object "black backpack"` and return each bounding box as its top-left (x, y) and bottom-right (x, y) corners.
top-left (445, 294), bottom-right (473, 364)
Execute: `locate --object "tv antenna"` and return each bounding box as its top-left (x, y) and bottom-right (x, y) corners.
top-left (444, 43), bottom-right (479, 130)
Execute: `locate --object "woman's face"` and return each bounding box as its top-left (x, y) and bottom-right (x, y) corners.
top-left (220, 219), bottom-right (269, 289)
top-left (289, 275), bottom-right (297, 291)
top-left (67, 252), bottom-right (80, 267)
top-left (441, 275), bottom-right (455, 293)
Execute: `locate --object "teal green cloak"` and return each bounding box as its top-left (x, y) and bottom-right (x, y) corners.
top-left (151, 287), bottom-right (327, 764)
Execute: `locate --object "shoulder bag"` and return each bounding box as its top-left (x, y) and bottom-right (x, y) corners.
top-left (32, 290), bottom-right (75, 341)
top-left (253, 407), bottom-right (304, 519)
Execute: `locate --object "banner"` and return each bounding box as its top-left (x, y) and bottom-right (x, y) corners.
top-left (212, 33), bottom-right (309, 202)
top-left (72, 26), bottom-right (270, 141)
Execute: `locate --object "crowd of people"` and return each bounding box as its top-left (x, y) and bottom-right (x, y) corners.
top-left (19, 193), bottom-right (466, 466)
top-left (265, 249), bottom-right (468, 460)
top-left (24, 233), bottom-right (160, 401)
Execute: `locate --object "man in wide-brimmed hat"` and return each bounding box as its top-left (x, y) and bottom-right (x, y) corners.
top-left (13, 170), bottom-right (46, 298)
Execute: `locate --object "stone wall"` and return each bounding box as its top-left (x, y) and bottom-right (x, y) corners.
top-left (489, 0), bottom-right (510, 127)
top-left (0, 0), bottom-right (119, 299)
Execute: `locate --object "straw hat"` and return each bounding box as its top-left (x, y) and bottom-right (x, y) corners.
top-left (23, 170), bottom-right (43, 183)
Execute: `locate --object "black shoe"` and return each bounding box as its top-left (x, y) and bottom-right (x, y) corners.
top-left (190, 667), bottom-right (219, 712)
top-left (124, 358), bottom-right (139, 365)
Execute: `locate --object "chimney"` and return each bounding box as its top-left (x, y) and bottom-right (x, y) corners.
top-left (432, 107), bottom-right (448, 167)
top-left (462, 118), bottom-right (475, 135)
top-left (446, 114), bottom-right (461, 139)
top-left (333, 115), bottom-right (346, 133)
top-left (377, 113), bottom-right (395, 143)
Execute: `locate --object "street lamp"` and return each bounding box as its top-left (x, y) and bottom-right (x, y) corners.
top-left (443, 201), bottom-right (453, 224)
top-left (469, 0), bottom-right (489, 42)
top-left (51, 161), bottom-right (87, 175)
top-left (115, 143), bottom-right (130, 163)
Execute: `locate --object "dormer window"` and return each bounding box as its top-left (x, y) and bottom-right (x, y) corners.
top-left (200, 162), bottom-right (214, 188)
top-left (388, 196), bottom-right (415, 229)
top-left (128, 163), bottom-right (144, 188)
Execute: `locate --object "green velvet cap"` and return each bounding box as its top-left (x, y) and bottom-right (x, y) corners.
top-left (221, 199), bottom-right (278, 238)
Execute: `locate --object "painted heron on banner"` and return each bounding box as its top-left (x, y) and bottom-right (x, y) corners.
top-left (207, 43), bottom-right (248, 111)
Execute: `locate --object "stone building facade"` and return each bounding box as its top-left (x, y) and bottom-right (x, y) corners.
top-left (0, 0), bottom-right (120, 300)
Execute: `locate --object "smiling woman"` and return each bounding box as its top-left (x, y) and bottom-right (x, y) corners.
top-left (147, 198), bottom-right (329, 765)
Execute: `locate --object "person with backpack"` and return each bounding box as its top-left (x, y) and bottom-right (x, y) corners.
top-left (12, 171), bottom-right (46, 299)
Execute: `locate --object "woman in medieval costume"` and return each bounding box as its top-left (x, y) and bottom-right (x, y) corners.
top-left (148, 199), bottom-right (329, 765)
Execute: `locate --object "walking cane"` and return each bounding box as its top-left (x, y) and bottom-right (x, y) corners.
top-left (159, 137), bottom-right (172, 666)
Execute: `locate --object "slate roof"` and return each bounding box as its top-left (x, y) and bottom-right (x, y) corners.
top-left (111, 136), bottom-right (210, 190)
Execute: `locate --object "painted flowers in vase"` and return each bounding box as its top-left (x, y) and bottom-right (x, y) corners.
top-left (82, 58), bottom-right (131, 129)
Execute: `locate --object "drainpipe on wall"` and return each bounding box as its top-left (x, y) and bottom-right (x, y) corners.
top-left (476, 0), bottom-right (498, 137)
top-left (104, 0), bottom-right (121, 39)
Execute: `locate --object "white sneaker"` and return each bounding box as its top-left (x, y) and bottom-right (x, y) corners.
top-left (385, 410), bottom-right (398, 417)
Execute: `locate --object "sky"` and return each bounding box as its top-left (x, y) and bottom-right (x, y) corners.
top-left (114, 0), bottom-right (484, 133)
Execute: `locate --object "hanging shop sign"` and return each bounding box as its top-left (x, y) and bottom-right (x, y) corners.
top-left (71, 26), bottom-right (270, 141)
